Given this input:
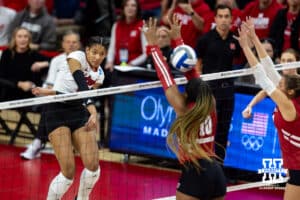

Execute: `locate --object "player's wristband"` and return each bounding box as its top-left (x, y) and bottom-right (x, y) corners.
top-left (184, 68), bottom-right (199, 81)
top-left (171, 37), bottom-right (184, 48)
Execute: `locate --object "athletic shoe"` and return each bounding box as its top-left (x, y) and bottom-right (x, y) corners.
top-left (20, 138), bottom-right (42, 160)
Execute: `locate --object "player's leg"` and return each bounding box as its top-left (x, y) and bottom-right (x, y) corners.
top-left (73, 127), bottom-right (100, 200)
top-left (284, 170), bottom-right (300, 200)
top-left (47, 127), bottom-right (75, 200)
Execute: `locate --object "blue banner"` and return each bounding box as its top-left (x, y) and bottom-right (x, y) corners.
top-left (224, 93), bottom-right (282, 172)
top-left (110, 91), bottom-right (282, 172)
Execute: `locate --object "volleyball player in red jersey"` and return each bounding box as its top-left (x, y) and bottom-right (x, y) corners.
top-left (142, 15), bottom-right (226, 200)
top-left (236, 18), bottom-right (300, 200)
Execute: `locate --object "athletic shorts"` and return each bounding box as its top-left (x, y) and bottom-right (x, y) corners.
top-left (177, 159), bottom-right (226, 199)
top-left (44, 102), bottom-right (90, 135)
top-left (288, 169), bottom-right (300, 186)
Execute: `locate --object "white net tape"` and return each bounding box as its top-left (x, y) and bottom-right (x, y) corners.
top-left (0, 62), bottom-right (299, 110)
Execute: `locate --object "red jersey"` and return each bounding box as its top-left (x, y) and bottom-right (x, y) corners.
top-left (114, 19), bottom-right (143, 65)
top-left (283, 11), bottom-right (298, 51)
top-left (197, 110), bottom-right (217, 156)
top-left (179, 107), bottom-right (217, 162)
top-left (173, 0), bottom-right (213, 48)
top-left (242, 0), bottom-right (283, 39)
top-left (231, 8), bottom-right (243, 32)
top-left (273, 97), bottom-right (300, 170)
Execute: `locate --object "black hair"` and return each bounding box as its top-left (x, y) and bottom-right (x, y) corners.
top-left (185, 78), bottom-right (213, 103)
top-left (214, 4), bottom-right (232, 16)
top-left (85, 36), bottom-right (110, 50)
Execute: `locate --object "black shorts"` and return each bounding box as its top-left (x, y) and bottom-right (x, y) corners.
top-left (288, 169), bottom-right (300, 186)
top-left (44, 102), bottom-right (90, 135)
top-left (177, 159), bottom-right (226, 199)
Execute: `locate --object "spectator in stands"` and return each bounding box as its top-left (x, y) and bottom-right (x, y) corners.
top-left (0, 27), bottom-right (49, 102)
top-left (241, 0), bottom-right (283, 39)
top-left (105, 0), bottom-right (147, 71)
top-left (139, 0), bottom-right (162, 19)
top-left (161, 0), bottom-right (213, 48)
top-left (195, 4), bottom-right (241, 163)
top-left (144, 25), bottom-right (172, 69)
top-left (269, 0), bottom-right (300, 59)
top-left (84, 0), bottom-right (116, 38)
top-left (216, 0), bottom-right (242, 32)
top-left (20, 30), bottom-right (81, 160)
top-left (3, 0), bottom-right (27, 12)
top-left (52, 0), bottom-right (84, 41)
top-left (0, 0), bottom-right (16, 48)
top-left (8, 0), bottom-right (57, 51)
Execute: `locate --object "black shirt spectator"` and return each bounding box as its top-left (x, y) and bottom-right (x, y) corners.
top-left (195, 5), bottom-right (241, 162)
top-left (0, 49), bottom-right (49, 101)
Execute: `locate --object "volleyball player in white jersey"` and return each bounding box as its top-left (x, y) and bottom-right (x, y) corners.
top-left (32, 36), bottom-right (107, 200)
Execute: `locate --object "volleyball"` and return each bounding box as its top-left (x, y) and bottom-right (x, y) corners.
top-left (170, 44), bottom-right (197, 72)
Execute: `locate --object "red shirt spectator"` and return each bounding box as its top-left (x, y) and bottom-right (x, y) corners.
top-left (105, 0), bottom-right (147, 71)
top-left (242, 0), bottom-right (283, 39)
top-left (162, 0), bottom-right (213, 48)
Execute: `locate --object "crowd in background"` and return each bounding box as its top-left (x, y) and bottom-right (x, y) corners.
top-left (0, 0), bottom-right (299, 162)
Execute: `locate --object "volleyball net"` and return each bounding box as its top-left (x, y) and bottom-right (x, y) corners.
top-left (0, 62), bottom-right (300, 199)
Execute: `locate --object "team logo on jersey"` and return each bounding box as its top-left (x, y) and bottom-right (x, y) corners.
top-left (230, 43), bottom-right (236, 50)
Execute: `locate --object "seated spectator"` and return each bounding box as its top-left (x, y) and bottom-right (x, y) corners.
top-left (161, 0), bottom-right (214, 48)
top-left (8, 0), bottom-right (57, 51)
top-left (0, 0), bottom-right (16, 47)
top-left (144, 26), bottom-right (172, 69)
top-left (84, 0), bottom-right (116, 38)
top-left (0, 27), bottom-right (50, 102)
top-left (269, 0), bottom-right (300, 59)
top-left (20, 30), bottom-right (81, 160)
top-left (105, 0), bottom-right (147, 71)
top-left (52, 0), bottom-right (84, 42)
top-left (241, 0), bottom-right (283, 39)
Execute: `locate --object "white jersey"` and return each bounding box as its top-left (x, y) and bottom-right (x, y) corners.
top-left (53, 51), bottom-right (105, 93)
top-left (44, 53), bottom-right (67, 87)
top-left (0, 6), bottom-right (16, 46)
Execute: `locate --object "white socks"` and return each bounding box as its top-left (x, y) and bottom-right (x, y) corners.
top-left (260, 56), bottom-right (281, 86)
top-left (77, 167), bottom-right (100, 200)
top-left (253, 63), bottom-right (276, 95)
top-left (47, 172), bottom-right (73, 200)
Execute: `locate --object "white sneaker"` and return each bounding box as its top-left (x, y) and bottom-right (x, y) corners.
top-left (20, 139), bottom-right (42, 160)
